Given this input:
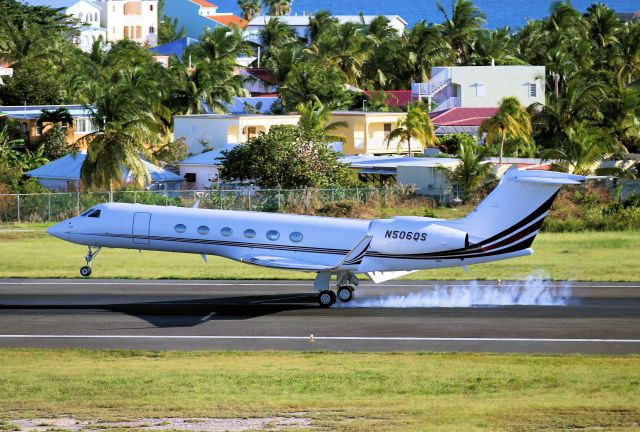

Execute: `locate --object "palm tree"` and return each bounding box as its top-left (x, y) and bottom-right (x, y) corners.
top-left (314, 22), bottom-right (369, 86)
top-left (308, 11), bottom-right (337, 44)
top-left (38, 108), bottom-right (74, 129)
top-left (478, 96), bottom-right (532, 164)
top-left (437, 0), bottom-right (486, 64)
top-left (189, 26), bottom-right (252, 67)
top-left (406, 21), bottom-right (453, 83)
top-left (386, 104), bottom-right (437, 156)
top-left (76, 83), bottom-right (158, 190)
top-left (264, 0), bottom-right (291, 16)
top-left (440, 140), bottom-right (494, 203)
top-left (259, 17), bottom-right (297, 64)
top-left (238, 0), bottom-right (261, 21)
top-left (296, 98), bottom-right (347, 141)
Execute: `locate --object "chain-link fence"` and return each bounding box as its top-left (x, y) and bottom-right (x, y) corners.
top-left (0, 187), bottom-right (458, 223)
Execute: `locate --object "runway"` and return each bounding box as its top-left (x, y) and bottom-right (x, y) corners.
top-left (1, 279), bottom-right (639, 354)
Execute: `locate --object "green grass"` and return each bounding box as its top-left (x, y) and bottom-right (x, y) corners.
top-left (0, 225), bottom-right (639, 281)
top-left (0, 350), bottom-right (638, 431)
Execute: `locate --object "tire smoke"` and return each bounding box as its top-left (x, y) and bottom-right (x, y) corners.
top-left (336, 274), bottom-right (571, 308)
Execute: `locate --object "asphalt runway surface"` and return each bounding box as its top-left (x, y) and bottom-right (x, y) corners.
top-left (0, 279), bottom-right (639, 354)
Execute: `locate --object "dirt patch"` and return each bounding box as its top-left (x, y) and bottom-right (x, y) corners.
top-left (6, 416), bottom-right (312, 432)
top-left (497, 408), bottom-right (640, 431)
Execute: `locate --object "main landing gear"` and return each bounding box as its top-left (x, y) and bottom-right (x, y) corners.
top-left (80, 246), bottom-right (102, 277)
top-left (315, 271), bottom-right (358, 307)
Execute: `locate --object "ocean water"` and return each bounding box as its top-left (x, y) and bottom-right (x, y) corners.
top-left (207, 0), bottom-right (636, 29)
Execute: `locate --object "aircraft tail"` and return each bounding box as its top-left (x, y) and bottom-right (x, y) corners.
top-left (458, 169), bottom-right (585, 251)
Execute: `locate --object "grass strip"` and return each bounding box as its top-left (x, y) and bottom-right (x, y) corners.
top-left (0, 349), bottom-right (638, 431)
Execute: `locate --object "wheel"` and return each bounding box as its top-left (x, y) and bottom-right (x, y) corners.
top-left (80, 266), bottom-right (92, 277)
top-left (318, 290), bottom-right (336, 308)
top-left (337, 286), bottom-right (355, 303)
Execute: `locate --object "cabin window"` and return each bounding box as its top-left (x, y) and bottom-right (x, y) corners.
top-left (88, 209), bottom-right (101, 218)
top-left (221, 227), bottom-right (233, 237)
top-left (80, 208), bottom-right (94, 216)
top-left (244, 229), bottom-right (256, 238)
top-left (529, 83), bottom-right (537, 98)
top-left (174, 224), bottom-right (186, 233)
top-left (266, 230), bottom-right (280, 241)
top-left (289, 231), bottom-right (303, 243)
top-left (198, 225), bottom-right (209, 235)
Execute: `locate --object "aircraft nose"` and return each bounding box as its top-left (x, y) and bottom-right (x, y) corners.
top-left (47, 221), bottom-right (69, 240)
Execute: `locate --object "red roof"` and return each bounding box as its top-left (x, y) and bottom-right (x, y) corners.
top-left (206, 14), bottom-right (248, 28)
top-left (364, 90), bottom-right (412, 108)
top-left (189, 0), bottom-right (218, 8)
top-left (430, 107), bottom-right (498, 126)
top-left (244, 68), bottom-right (277, 85)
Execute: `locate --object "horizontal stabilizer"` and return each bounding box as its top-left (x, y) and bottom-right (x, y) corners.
top-left (240, 254), bottom-right (334, 271)
top-left (512, 177), bottom-right (582, 185)
top-left (366, 270), bottom-right (418, 283)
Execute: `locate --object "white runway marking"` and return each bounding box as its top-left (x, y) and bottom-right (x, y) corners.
top-left (1, 281), bottom-right (638, 289)
top-left (0, 335), bottom-right (639, 343)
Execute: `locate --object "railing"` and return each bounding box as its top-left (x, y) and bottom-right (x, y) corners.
top-left (411, 69), bottom-right (450, 97)
top-left (0, 187), bottom-right (458, 223)
top-left (432, 97), bottom-right (461, 112)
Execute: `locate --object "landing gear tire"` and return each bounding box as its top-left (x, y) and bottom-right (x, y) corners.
top-left (80, 266), bottom-right (92, 277)
top-left (337, 286), bottom-right (355, 303)
top-left (318, 290), bottom-right (336, 308)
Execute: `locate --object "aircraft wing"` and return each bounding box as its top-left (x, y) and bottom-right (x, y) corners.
top-left (240, 235), bottom-right (374, 272)
top-left (240, 254), bottom-right (336, 271)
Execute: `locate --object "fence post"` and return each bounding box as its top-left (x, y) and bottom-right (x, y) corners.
top-left (48, 193), bottom-right (51, 222)
top-left (278, 189), bottom-right (281, 210)
top-left (17, 194), bottom-right (20, 222)
top-left (356, 187), bottom-right (360, 203)
top-left (134, 191), bottom-right (137, 204)
top-left (76, 192), bottom-right (80, 216)
top-left (219, 189), bottom-right (223, 210)
top-left (247, 189), bottom-right (252, 211)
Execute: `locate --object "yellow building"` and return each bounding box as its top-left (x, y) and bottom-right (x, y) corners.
top-left (174, 114), bottom-right (301, 154)
top-left (329, 111), bottom-right (408, 155)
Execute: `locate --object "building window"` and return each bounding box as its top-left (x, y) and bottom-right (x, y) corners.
top-left (289, 232), bottom-right (303, 243)
top-left (174, 224), bottom-right (187, 233)
top-left (112, 5), bottom-right (115, 12)
top-left (221, 227), bottom-right (233, 237)
top-left (476, 83), bottom-right (486, 97)
top-left (383, 123), bottom-right (392, 139)
top-left (73, 118), bottom-right (93, 134)
top-left (136, 26), bottom-right (142, 38)
top-left (150, 4), bottom-right (154, 11)
top-left (149, 26), bottom-right (155, 34)
top-left (184, 173), bottom-right (196, 183)
top-left (198, 226), bottom-right (209, 235)
top-left (246, 126), bottom-right (257, 139)
top-left (35, 122), bottom-right (43, 136)
top-left (529, 83), bottom-right (537, 98)
top-left (244, 229), bottom-right (256, 238)
top-left (266, 230), bottom-right (280, 241)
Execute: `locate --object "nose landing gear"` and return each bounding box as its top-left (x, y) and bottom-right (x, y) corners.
top-left (80, 246), bottom-right (102, 277)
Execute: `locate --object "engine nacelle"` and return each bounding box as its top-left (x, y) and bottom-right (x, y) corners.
top-left (369, 218), bottom-right (469, 255)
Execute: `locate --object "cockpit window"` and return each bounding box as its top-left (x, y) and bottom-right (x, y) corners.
top-left (80, 208), bottom-right (94, 217)
top-left (88, 209), bottom-right (101, 218)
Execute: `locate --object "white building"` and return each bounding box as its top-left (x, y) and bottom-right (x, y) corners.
top-left (22, 0), bottom-right (108, 52)
top-left (412, 65), bottom-right (546, 112)
top-left (177, 144), bottom-right (237, 189)
top-left (246, 14), bottom-right (407, 45)
top-left (97, 0), bottom-right (158, 46)
top-left (0, 63), bottom-right (13, 84)
top-left (173, 114), bottom-right (301, 155)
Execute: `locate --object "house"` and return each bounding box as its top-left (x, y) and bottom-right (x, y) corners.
top-left (173, 113), bottom-right (300, 154)
top-left (26, 152), bottom-right (185, 191)
top-left (163, 0), bottom-right (247, 39)
top-left (412, 65), bottom-right (546, 112)
top-left (363, 90), bottom-right (412, 110)
top-left (429, 107), bottom-right (498, 137)
top-left (240, 68), bottom-right (278, 96)
top-left (21, 0), bottom-right (107, 52)
top-left (0, 104), bottom-right (96, 146)
top-left (246, 15), bottom-right (407, 46)
top-left (616, 11), bottom-right (639, 22)
top-left (341, 154), bottom-right (460, 200)
top-left (97, 0), bottom-right (159, 46)
top-left (223, 96), bottom-right (280, 114)
top-left (149, 36), bottom-right (200, 60)
top-left (177, 144), bottom-right (236, 189)
top-left (330, 111), bottom-right (408, 155)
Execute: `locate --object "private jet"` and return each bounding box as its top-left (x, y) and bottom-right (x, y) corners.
top-left (48, 169), bottom-right (584, 307)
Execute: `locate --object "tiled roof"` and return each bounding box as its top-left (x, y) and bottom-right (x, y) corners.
top-left (243, 68), bottom-right (277, 84)
top-left (206, 14), bottom-right (248, 28)
top-left (189, 0), bottom-right (218, 8)
top-left (429, 107), bottom-right (498, 126)
top-left (20, 0), bottom-right (100, 8)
